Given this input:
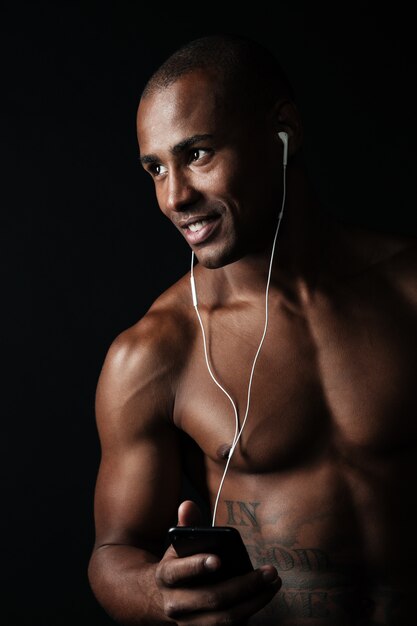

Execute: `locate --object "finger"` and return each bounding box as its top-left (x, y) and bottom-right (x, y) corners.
top-left (161, 566), bottom-right (281, 619)
top-left (157, 552), bottom-right (221, 587)
top-left (186, 566), bottom-right (280, 611)
top-left (177, 500), bottom-right (203, 527)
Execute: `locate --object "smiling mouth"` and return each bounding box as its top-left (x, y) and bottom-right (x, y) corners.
top-left (181, 214), bottom-right (221, 245)
top-left (187, 218), bottom-right (213, 232)
top-left (180, 214), bottom-right (219, 231)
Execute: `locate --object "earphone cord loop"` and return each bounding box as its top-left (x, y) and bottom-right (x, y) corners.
top-left (190, 162), bottom-right (287, 526)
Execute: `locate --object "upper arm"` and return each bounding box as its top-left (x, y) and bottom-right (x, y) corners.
top-left (92, 317), bottom-right (183, 556)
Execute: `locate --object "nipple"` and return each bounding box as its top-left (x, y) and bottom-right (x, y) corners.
top-left (216, 443), bottom-right (231, 461)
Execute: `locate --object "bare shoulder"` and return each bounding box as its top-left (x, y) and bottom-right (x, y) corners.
top-left (96, 273), bottom-right (196, 426)
top-left (107, 272), bottom-right (194, 370)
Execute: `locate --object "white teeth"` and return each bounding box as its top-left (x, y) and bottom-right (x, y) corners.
top-left (188, 219), bottom-right (209, 232)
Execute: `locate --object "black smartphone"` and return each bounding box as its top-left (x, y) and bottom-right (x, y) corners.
top-left (167, 526), bottom-right (254, 583)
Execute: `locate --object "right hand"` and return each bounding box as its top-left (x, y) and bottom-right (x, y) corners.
top-left (155, 500), bottom-right (281, 625)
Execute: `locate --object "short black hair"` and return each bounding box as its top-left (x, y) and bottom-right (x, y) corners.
top-left (141, 34), bottom-right (295, 117)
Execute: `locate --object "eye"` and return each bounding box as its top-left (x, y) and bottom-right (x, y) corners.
top-left (189, 148), bottom-right (210, 163)
top-left (149, 163), bottom-right (168, 178)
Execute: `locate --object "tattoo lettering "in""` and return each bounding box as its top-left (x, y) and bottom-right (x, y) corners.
top-left (225, 500), bottom-right (260, 527)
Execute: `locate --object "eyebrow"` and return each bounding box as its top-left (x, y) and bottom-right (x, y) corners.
top-left (140, 133), bottom-right (214, 165)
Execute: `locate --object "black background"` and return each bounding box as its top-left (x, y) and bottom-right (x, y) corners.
top-left (1, 2), bottom-right (416, 624)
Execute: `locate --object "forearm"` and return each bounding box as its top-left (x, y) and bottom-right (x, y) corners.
top-left (88, 544), bottom-right (172, 625)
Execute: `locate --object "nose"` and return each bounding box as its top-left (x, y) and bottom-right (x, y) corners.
top-left (163, 167), bottom-right (200, 214)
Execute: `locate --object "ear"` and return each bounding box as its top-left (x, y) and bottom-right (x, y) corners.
top-left (269, 99), bottom-right (303, 158)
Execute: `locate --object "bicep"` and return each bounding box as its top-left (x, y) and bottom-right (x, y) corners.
top-left (92, 331), bottom-right (182, 555)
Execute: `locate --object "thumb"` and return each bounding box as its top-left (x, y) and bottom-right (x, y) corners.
top-left (177, 500), bottom-right (203, 527)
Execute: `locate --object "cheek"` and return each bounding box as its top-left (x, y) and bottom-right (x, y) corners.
top-left (203, 165), bottom-right (234, 195)
top-left (203, 157), bottom-right (247, 207)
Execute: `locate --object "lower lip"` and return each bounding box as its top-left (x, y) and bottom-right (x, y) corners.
top-left (183, 218), bottom-right (221, 245)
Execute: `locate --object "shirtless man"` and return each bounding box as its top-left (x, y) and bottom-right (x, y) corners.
top-left (88, 35), bottom-right (417, 625)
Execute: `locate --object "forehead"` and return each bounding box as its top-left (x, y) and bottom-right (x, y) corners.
top-left (137, 71), bottom-right (228, 153)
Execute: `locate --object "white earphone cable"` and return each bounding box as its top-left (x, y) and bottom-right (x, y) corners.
top-left (190, 161), bottom-right (287, 527)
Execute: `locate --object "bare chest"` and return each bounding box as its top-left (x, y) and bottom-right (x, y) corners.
top-left (173, 280), bottom-right (417, 472)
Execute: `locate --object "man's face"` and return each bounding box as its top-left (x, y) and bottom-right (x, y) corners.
top-left (137, 70), bottom-right (281, 268)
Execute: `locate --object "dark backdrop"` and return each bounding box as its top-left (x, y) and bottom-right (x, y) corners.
top-left (1, 2), bottom-right (416, 625)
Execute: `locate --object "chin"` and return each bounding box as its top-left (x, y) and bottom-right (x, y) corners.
top-left (193, 243), bottom-right (244, 270)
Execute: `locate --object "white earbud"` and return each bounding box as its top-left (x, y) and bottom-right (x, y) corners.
top-left (278, 131), bottom-right (288, 166)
